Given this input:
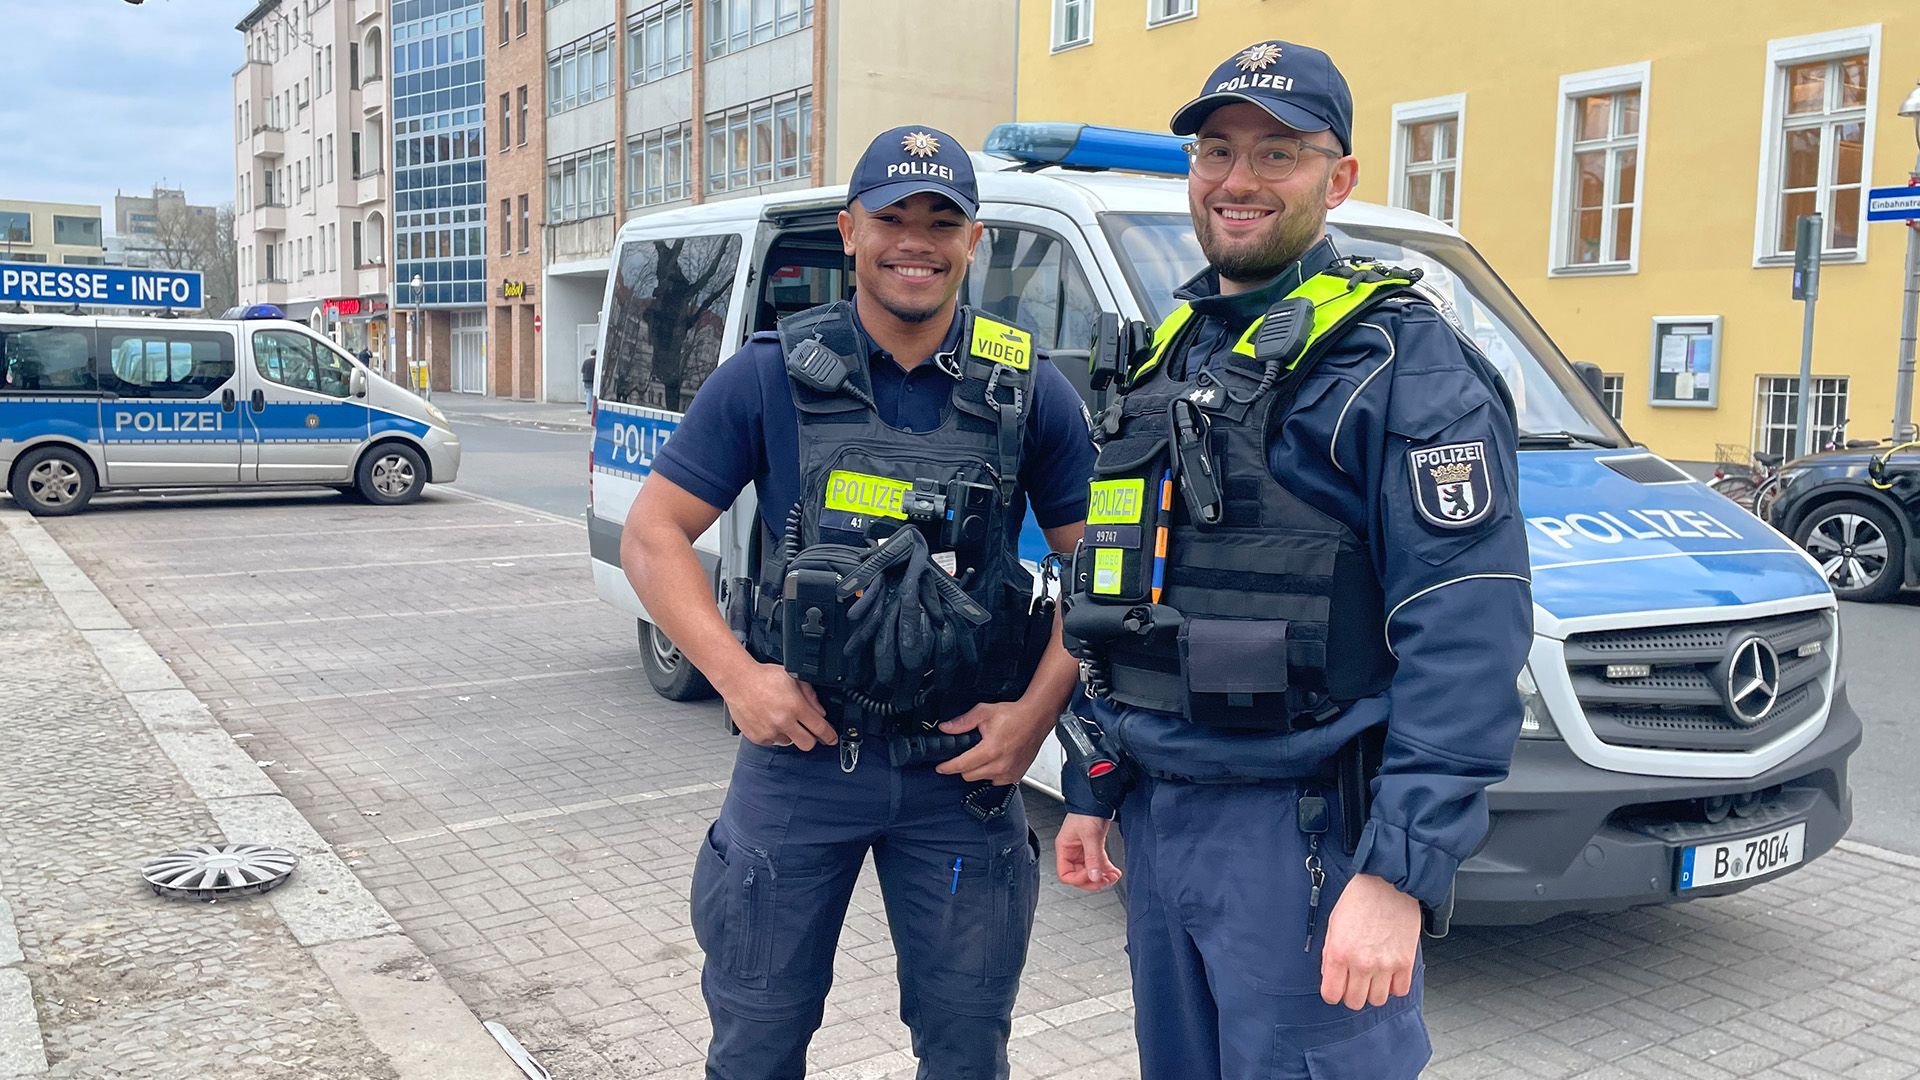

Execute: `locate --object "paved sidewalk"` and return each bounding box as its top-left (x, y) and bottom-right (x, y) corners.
top-left (0, 509), bottom-right (518, 1080)
top-left (437, 392), bottom-right (593, 433)
top-left (26, 490), bottom-right (1920, 1079)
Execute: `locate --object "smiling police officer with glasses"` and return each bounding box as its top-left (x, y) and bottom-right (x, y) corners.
top-left (1054, 41), bottom-right (1532, 1079)
top-left (621, 125), bottom-right (1093, 1079)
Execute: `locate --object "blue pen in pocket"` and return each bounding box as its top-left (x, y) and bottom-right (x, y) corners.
top-left (950, 857), bottom-right (962, 895)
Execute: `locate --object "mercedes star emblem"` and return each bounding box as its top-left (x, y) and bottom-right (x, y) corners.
top-left (1725, 636), bottom-right (1781, 725)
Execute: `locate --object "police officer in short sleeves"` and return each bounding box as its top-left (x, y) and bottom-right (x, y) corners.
top-left (621, 126), bottom-right (1094, 1079)
top-left (1054, 42), bottom-right (1533, 1079)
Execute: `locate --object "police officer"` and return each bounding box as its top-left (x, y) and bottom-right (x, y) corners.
top-left (621, 125), bottom-right (1094, 1079)
top-left (1054, 42), bottom-right (1532, 1078)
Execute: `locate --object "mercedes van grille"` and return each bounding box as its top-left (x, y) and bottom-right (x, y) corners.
top-left (1562, 610), bottom-right (1833, 752)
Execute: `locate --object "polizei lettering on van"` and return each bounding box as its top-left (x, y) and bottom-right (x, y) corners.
top-left (112, 410), bottom-right (224, 434)
top-left (1527, 508), bottom-right (1745, 549)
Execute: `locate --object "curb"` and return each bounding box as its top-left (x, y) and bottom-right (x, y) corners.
top-left (444, 408), bottom-right (593, 433)
top-left (0, 509), bottom-right (522, 1080)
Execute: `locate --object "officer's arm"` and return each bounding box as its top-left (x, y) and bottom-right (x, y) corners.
top-left (1347, 310), bottom-right (1534, 910)
top-left (621, 476), bottom-right (754, 689)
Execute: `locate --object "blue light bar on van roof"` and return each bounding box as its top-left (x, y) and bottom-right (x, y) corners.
top-left (983, 123), bottom-right (1189, 177)
top-left (240, 303), bottom-right (286, 320)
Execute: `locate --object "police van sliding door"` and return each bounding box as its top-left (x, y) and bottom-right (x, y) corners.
top-left (97, 326), bottom-right (243, 486)
top-left (242, 327), bottom-right (370, 483)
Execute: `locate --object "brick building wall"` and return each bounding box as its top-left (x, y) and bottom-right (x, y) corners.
top-left (486, 0), bottom-right (546, 399)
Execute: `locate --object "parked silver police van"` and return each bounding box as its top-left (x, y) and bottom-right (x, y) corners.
top-left (1, 309), bottom-right (459, 515)
top-left (586, 123), bottom-right (1859, 926)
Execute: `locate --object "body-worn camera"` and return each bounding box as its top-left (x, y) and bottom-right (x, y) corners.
top-left (900, 478), bottom-right (996, 578)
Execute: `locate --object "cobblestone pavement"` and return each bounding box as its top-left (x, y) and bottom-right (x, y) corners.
top-left (0, 525), bottom-right (400, 1079)
top-left (36, 488), bottom-right (1920, 1079)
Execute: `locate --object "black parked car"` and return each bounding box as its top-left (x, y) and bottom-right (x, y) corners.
top-left (1767, 443), bottom-right (1920, 602)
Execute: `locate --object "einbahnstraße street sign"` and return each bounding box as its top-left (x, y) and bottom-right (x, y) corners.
top-left (1865, 184), bottom-right (1920, 223)
top-left (0, 261), bottom-right (203, 310)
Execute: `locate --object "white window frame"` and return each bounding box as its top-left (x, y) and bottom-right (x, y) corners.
top-left (1388, 93), bottom-right (1465, 230)
top-left (1144, 0), bottom-right (1192, 30)
top-left (1601, 374), bottom-right (1625, 421)
top-left (1751, 24), bottom-right (1880, 267)
top-left (1752, 374), bottom-right (1850, 460)
top-left (1051, 0), bottom-right (1093, 52)
top-left (1548, 62), bottom-right (1650, 277)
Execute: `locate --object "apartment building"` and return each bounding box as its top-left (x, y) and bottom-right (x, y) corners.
top-left (0, 199), bottom-right (106, 268)
top-left (522, 0), bottom-right (1017, 404)
top-left (233, 0), bottom-right (394, 359)
top-left (484, 0), bottom-right (546, 400)
top-left (114, 186), bottom-right (218, 266)
top-left (1019, 1), bottom-right (1920, 464)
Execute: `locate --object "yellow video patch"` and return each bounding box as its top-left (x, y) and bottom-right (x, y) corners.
top-left (1087, 478), bottom-right (1146, 525)
top-left (1092, 549), bottom-right (1124, 596)
top-left (823, 470), bottom-right (911, 520)
top-left (970, 315), bottom-right (1032, 370)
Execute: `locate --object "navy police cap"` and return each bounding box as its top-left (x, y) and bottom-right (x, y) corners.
top-left (846, 125), bottom-right (979, 219)
top-left (1169, 40), bottom-right (1353, 154)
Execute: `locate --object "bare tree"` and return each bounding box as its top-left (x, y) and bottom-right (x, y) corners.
top-left (140, 197), bottom-right (236, 313)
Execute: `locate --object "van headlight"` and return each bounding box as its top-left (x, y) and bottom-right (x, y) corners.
top-left (1517, 664), bottom-right (1560, 740)
top-left (424, 403), bottom-right (449, 427)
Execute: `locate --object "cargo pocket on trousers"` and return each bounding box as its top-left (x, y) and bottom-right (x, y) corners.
top-left (690, 822), bottom-right (772, 990)
top-left (1180, 618), bottom-right (1293, 731)
top-left (988, 829), bottom-right (1041, 979)
top-left (1298, 1000), bottom-right (1432, 1080)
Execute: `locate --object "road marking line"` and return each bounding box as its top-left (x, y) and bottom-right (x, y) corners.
top-left (240, 663), bottom-right (647, 705)
top-left (129, 521), bottom-right (580, 543)
top-left (379, 781), bottom-right (725, 846)
top-left (191, 597), bottom-right (596, 631)
top-left (440, 486), bottom-right (588, 529)
top-left (145, 551), bottom-right (581, 580)
top-left (1836, 838), bottom-right (1920, 871)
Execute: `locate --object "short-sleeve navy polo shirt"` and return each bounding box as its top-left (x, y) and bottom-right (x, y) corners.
top-left (650, 307), bottom-right (1095, 542)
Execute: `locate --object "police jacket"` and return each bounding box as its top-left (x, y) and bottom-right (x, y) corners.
top-left (1069, 237), bottom-right (1533, 911)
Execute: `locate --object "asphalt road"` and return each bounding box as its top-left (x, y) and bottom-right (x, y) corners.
top-left (443, 419), bottom-right (1920, 854)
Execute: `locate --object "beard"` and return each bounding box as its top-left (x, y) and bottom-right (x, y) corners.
top-left (1194, 173), bottom-right (1332, 285)
top-left (873, 292), bottom-right (943, 324)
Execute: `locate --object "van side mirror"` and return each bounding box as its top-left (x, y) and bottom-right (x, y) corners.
top-left (1572, 361), bottom-right (1606, 403)
top-left (351, 367), bottom-right (368, 399)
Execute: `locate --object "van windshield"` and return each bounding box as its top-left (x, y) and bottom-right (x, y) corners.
top-left (1102, 212), bottom-right (1628, 446)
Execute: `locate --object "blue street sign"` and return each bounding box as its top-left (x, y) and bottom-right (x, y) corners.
top-left (0, 262), bottom-right (203, 309)
top-left (1866, 185), bottom-right (1920, 223)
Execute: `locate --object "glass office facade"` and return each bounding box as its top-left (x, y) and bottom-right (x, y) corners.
top-left (391, 0), bottom-right (487, 307)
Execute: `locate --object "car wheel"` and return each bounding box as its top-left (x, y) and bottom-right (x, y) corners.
top-left (639, 619), bottom-right (716, 701)
top-left (355, 443), bottom-right (427, 505)
top-left (1794, 499), bottom-right (1906, 603)
top-left (10, 445), bottom-right (96, 516)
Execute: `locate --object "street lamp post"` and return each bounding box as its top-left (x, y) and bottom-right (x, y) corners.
top-left (1892, 80), bottom-right (1920, 443)
top-left (411, 272), bottom-right (425, 400)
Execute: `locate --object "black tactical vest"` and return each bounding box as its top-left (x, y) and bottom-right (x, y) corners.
top-left (1068, 263), bottom-right (1417, 732)
top-left (749, 301), bottom-right (1045, 712)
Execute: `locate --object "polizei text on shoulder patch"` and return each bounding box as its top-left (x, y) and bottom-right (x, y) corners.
top-left (1409, 440), bottom-right (1492, 529)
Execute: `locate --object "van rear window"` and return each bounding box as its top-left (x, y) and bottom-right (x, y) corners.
top-left (601, 233), bottom-right (741, 412)
top-left (0, 325), bottom-right (93, 393)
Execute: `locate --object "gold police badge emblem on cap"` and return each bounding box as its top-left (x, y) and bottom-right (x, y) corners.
top-left (901, 131), bottom-right (941, 158)
top-left (1237, 43), bottom-right (1282, 72)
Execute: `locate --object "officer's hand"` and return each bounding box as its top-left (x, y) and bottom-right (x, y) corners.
top-left (1054, 813), bottom-right (1121, 893)
top-left (934, 700), bottom-right (1054, 785)
top-left (1320, 873), bottom-right (1421, 1010)
top-left (725, 663), bottom-right (836, 751)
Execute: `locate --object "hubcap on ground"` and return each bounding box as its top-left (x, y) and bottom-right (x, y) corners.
top-left (371, 454), bottom-right (416, 497)
top-left (1805, 513), bottom-right (1888, 590)
top-left (142, 843), bottom-right (298, 901)
top-left (28, 460), bottom-right (80, 505)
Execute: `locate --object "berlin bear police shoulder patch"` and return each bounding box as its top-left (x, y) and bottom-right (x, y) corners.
top-left (1409, 440), bottom-right (1492, 529)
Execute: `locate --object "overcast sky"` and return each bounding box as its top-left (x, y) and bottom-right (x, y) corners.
top-left (0, 0), bottom-right (253, 234)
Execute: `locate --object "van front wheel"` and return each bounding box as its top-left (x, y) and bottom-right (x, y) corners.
top-left (639, 620), bottom-right (716, 701)
top-left (356, 443), bottom-right (427, 505)
top-left (10, 445), bottom-right (95, 516)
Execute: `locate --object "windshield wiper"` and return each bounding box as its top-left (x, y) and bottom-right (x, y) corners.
top-left (1518, 430), bottom-right (1620, 449)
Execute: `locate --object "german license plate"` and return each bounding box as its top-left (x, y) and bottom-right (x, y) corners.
top-left (1676, 822), bottom-right (1806, 890)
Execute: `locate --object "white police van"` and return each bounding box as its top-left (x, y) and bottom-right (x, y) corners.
top-left (587, 123), bottom-right (1859, 925)
top-left (0, 308), bottom-right (460, 516)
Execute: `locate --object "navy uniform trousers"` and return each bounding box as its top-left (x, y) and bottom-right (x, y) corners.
top-left (691, 736), bottom-right (1040, 1080)
top-left (1119, 771), bottom-right (1432, 1079)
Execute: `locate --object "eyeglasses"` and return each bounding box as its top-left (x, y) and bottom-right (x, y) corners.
top-left (1182, 136), bottom-right (1342, 182)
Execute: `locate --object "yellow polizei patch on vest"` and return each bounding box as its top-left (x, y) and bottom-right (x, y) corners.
top-left (823, 470), bottom-right (911, 520)
top-left (1087, 478), bottom-right (1146, 525)
top-left (970, 316), bottom-right (1032, 370)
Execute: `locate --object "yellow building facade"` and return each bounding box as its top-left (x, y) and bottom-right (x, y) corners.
top-left (1017, 1), bottom-right (1920, 464)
